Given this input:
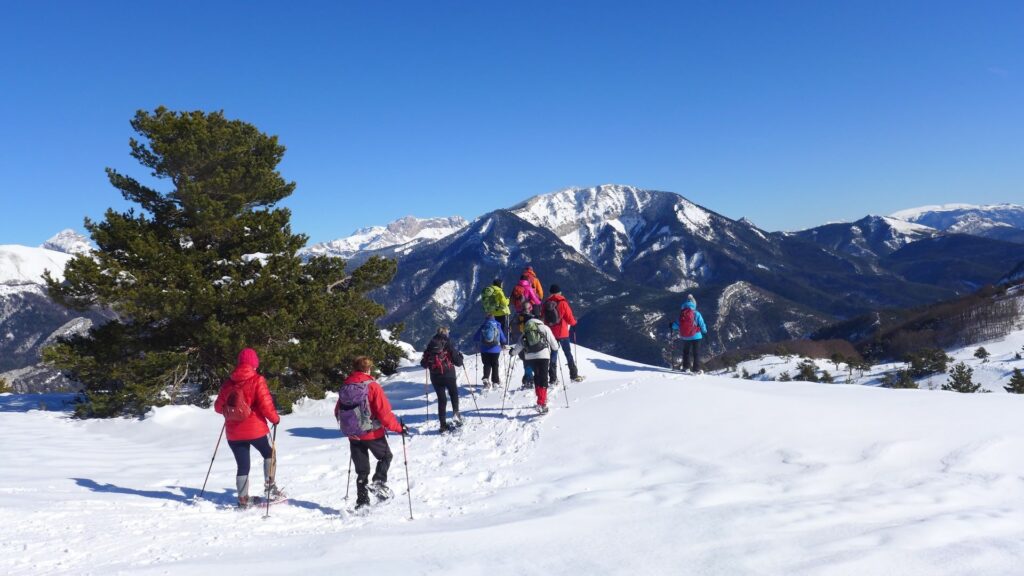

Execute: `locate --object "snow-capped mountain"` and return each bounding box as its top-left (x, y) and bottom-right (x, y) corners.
top-left (890, 203), bottom-right (1024, 244)
top-left (301, 215), bottom-right (468, 261)
top-left (0, 243), bottom-right (74, 286)
top-left (40, 229), bottom-right (94, 255)
top-left (792, 215), bottom-right (939, 260)
top-left (0, 239), bottom-right (106, 392)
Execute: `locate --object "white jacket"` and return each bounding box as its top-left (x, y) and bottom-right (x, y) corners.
top-left (511, 319), bottom-right (559, 361)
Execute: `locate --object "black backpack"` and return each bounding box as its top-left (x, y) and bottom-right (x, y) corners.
top-left (423, 336), bottom-right (453, 373)
top-left (543, 299), bottom-right (561, 326)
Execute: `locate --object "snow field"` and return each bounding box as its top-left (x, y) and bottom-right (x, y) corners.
top-left (2, 346), bottom-right (1024, 574)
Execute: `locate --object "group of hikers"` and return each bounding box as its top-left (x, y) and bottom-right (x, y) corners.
top-left (212, 264), bottom-right (709, 511)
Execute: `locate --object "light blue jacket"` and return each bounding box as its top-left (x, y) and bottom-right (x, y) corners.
top-left (671, 301), bottom-right (707, 341)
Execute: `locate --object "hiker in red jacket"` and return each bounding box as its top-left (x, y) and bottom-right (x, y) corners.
top-left (543, 284), bottom-right (583, 384)
top-left (214, 348), bottom-right (282, 507)
top-left (334, 356), bottom-right (406, 510)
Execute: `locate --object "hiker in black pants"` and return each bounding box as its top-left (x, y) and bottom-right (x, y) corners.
top-left (420, 327), bottom-right (465, 432)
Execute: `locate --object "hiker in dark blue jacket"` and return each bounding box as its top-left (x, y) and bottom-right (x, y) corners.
top-left (473, 315), bottom-right (508, 388)
top-left (670, 294), bottom-right (708, 372)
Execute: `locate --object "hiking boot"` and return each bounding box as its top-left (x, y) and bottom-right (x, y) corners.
top-left (535, 404), bottom-right (549, 415)
top-left (440, 422), bottom-right (450, 433)
top-left (481, 377), bottom-right (491, 388)
top-left (236, 475), bottom-right (250, 508)
top-left (355, 477), bottom-right (371, 510)
top-left (452, 412), bottom-right (464, 427)
top-left (571, 375), bottom-right (585, 383)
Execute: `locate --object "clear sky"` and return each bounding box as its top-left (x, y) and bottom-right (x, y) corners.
top-left (2, 1), bottom-right (1022, 246)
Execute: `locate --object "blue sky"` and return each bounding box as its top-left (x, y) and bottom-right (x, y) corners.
top-left (2, 1), bottom-right (1022, 246)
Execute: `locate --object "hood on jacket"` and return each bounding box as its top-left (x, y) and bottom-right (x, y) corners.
top-left (682, 301), bottom-right (697, 311)
top-left (230, 364), bottom-right (258, 382)
top-left (237, 348), bottom-right (259, 369)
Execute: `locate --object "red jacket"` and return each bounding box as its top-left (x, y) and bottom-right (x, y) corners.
top-left (214, 365), bottom-right (280, 441)
top-left (543, 294), bottom-right (577, 339)
top-left (333, 372), bottom-right (402, 441)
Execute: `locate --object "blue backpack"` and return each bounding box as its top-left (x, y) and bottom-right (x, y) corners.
top-left (481, 321), bottom-right (500, 347)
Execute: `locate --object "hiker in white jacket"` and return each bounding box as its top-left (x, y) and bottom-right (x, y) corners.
top-left (510, 317), bottom-right (559, 413)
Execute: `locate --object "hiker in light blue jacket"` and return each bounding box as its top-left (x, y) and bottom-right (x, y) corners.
top-left (670, 294), bottom-right (708, 372)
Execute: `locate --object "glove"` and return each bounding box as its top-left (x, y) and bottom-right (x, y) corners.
top-left (401, 423), bottom-right (410, 437)
top-left (508, 348), bottom-right (515, 356)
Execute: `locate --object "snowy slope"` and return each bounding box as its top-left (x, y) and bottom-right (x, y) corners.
top-left (301, 216), bottom-right (468, 260)
top-left (4, 346), bottom-right (1024, 575)
top-left (0, 244), bottom-right (73, 286)
top-left (890, 203), bottom-right (1024, 240)
top-left (793, 215), bottom-right (939, 259)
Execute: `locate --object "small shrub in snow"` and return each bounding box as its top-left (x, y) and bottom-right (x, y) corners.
top-left (974, 347), bottom-right (990, 361)
top-left (942, 362), bottom-right (982, 393)
top-left (794, 359), bottom-right (819, 382)
top-left (1005, 368), bottom-right (1024, 394)
top-left (778, 372), bottom-right (792, 382)
top-left (904, 348), bottom-right (952, 378)
top-left (758, 368), bottom-right (766, 376)
top-left (741, 368), bottom-right (751, 379)
top-left (0, 377), bottom-right (11, 394)
top-left (820, 370), bottom-right (834, 383)
top-left (1016, 352), bottom-right (1022, 361)
top-left (881, 369), bottom-right (916, 389)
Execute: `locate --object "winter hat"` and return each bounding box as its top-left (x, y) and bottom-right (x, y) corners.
top-left (437, 326), bottom-right (450, 336)
top-left (237, 348), bottom-right (260, 369)
top-left (550, 284), bottom-right (561, 294)
top-left (492, 278), bottom-right (502, 287)
top-left (687, 294), bottom-right (697, 306)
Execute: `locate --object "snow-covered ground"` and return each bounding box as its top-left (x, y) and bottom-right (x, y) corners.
top-left (4, 345), bottom-right (1024, 575)
top-left (726, 327), bottom-right (1024, 392)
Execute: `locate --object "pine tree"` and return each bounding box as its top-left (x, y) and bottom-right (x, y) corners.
top-left (880, 369), bottom-right (916, 389)
top-left (974, 347), bottom-right (990, 361)
top-left (1005, 368), bottom-right (1024, 394)
top-left (942, 362), bottom-right (981, 393)
top-left (794, 358), bottom-right (819, 382)
top-left (44, 108), bottom-right (403, 417)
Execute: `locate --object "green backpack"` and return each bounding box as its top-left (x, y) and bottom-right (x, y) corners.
top-left (482, 286), bottom-right (502, 314)
top-left (523, 321), bottom-right (546, 353)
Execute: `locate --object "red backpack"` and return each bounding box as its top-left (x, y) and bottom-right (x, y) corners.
top-left (510, 284), bottom-right (526, 311)
top-left (678, 308), bottom-right (700, 338)
top-left (222, 381), bottom-right (253, 422)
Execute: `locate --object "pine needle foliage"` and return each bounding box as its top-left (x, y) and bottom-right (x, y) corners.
top-left (942, 362), bottom-right (981, 393)
top-left (44, 108), bottom-right (403, 417)
top-left (1005, 368), bottom-right (1024, 394)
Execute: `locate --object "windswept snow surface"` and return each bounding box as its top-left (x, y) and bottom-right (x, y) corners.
top-left (4, 347), bottom-right (1024, 575)
top-left (0, 244), bottom-right (73, 285)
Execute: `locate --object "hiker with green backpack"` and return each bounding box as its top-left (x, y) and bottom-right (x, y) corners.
top-left (510, 314), bottom-right (559, 414)
top-left (481, 278), bottom-right (511, 336)
top-left (473, 314), bottom-right (508, 389)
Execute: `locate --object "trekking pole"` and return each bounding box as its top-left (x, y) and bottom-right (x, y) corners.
top-left (399, 417), bottom-right (414, 520)
top-left (559, 353), bottom-right (571, 409)
top-left (263, 423), bottom-right (277, 518)
top-left (423, 369), bottom-right (430, 422)
top-left (344, 452), bottom-right (353, 500)
top-left (198, 422), bottom-right (226, 501)
top-left (460, 364), bottom-right (484, 423)
top-left (500, 355), bottom-right (516, 412)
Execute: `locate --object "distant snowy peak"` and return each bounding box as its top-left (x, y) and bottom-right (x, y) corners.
top-left (510, 184), bottom-right (720, 270)
top-left (0, 244), bottom-right (74, 285)
top-left (793, 215), bottom-right (939, 258)
top-left (41, 229), bottom-right (93, 255)
top-left (890, 203), bottom-right (1024, 238)
top-left (302, 215), bottom-right (468, 259)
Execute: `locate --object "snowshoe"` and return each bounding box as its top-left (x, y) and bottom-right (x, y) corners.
top-left (534, 404), bottom-right (549, 415)
top-left (571, 375), bottom-right (585, 383)
top-left (368, 481), bottom-right (394, 503)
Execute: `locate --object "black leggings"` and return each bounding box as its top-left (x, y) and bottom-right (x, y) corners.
top-left (228, 435), bottom-right (273, 476)
top-left (481, 352), bottom-right (500, 383)
top-left (431, 375), bottom-right (460, 421)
